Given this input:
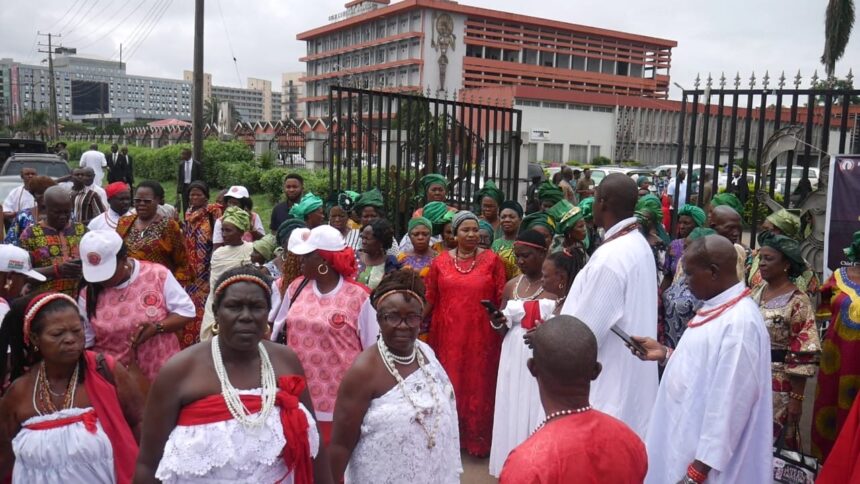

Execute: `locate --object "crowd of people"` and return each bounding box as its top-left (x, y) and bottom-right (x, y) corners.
top-left (0, 154), bottom-right (858, 483)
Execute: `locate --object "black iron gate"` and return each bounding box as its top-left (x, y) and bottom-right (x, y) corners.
top-left (673, 75), bottom-right (860, 250)
top-left (327, 86), bottom-right (522, 236)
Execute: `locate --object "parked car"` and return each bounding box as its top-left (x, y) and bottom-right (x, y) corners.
top-left (0, 138), bottom-right (47, 166)
top-left (775, 166), bottom-right (819, 194)
top-left (0, 153), bottom-right (71, 178)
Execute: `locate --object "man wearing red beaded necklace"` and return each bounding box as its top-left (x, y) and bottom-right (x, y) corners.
top-left (500, 316), bottom-right (647, 483)
top-left (631, 235), bottom-right (772, 484)
top-left (560, 173), bottom-right (659, 438)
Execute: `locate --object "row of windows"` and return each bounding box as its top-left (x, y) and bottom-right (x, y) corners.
top-left (310, 39), bottom-right (419, 76)
top-left (466, 44), bottom-right (648, 78)
top-left (514, 100), bottom-right (616, 113)
top-left (530, 143), bottom-right (602, 164)
top-left (309, 67), bottom-right (418, 97)
top-left (308, 13), bottom-right (422, 55)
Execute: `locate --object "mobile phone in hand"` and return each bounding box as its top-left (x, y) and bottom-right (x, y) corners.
top-left (481, 300), bottom-right (500, 315)
top-left (611, 325), bottom-right (647, 355)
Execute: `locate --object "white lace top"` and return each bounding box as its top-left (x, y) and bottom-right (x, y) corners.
top-left (345, 342), bottom-right (462, 484)
top-left (12, 407), bottom-right (115, 484)
top-left (155, 389), bottom-right (320, 484)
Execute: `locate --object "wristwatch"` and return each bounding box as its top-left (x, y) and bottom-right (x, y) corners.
top-left (155, 322), bottom-right (165, 334)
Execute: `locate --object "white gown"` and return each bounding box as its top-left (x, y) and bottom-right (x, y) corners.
top-left (645, 283), bottom-right (773, 483)
top-left (12, 407), bottom-right (115, 484)
top-left (346, 341), bottom-right (461, 484)
top-left (488, 298), bottom-right (555, 477)
top-left (155, 389), bottom-right (319, 483)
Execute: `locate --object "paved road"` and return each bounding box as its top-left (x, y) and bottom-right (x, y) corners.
top-left (461, 454), bottom-right (496, 484)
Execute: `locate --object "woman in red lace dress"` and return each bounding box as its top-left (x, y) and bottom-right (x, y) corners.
top-left (424, 211), bottom-right (506, 457)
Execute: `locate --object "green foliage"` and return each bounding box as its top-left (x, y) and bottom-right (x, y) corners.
top-left (565, 160), bottom-right (582, 166)
top-left (591, 155), bottom-right (612, 166)
top-left (256, 150), bottom-right (277, 170)
top-left (717, 185), bottom-right (785, 225)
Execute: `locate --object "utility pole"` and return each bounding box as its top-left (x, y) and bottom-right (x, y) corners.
top-left (37, 32), bottom-right (60, 140)
top-left (191, 0), bottom-right (204, 163)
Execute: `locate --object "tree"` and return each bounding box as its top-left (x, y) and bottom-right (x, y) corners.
top-left (810, 78), bottom-right (860, 105)
top-left (203, 96), bottom-right (242, 125)
top-left (14, 110), bottom-right (50, 139)
top-left (822, 0), bottom-right (855, 78)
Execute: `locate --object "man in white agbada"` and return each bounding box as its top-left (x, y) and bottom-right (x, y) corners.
top-left (78, 143), bottom-right (108, 187)
top-left (560, 173), bottom-right (658, 437)
top-left (631, 234), bottom-right (772, 484)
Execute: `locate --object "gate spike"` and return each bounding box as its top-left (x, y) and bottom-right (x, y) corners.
top-left (811, 70), bottom-right (819, 86)
top-left (847, 68), bottom-right (854, 84)
top-left (794, 70), bottom-right (802, 88)
top-left (749, 71), bottom-right (756, 89)
top-left (694, 73), bottom-right (701, 89)
top-left (452, 88), bottom-right (458, 101)
top-left (719, 72), bottom-right (726, 89)
top-left (734, 72), bottom-right (741, 89)
top-left (778, 71), bottom-right (786, 89)
top-left (706, 73), bottom-right (713, 89)
top-left (426, 86), bottom-right (431, 97)
top-left (762, 71), bottom-right (770, 89)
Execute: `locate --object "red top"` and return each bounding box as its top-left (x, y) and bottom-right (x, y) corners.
top-left (500, 409), bottom-right (647, 483)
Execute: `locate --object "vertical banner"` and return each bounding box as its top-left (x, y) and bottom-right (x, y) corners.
top-left (824, 155), bottom-right (860, 280)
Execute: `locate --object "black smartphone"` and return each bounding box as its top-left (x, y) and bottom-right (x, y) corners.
top-left (480, 300), bottom-right (500, 315)
top-left (611, 325), bottom-right (647, 355)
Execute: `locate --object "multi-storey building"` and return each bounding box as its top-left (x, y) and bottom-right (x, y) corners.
top-left (1, 55), bottom-right (192, 124)
top-left (281, 72), bottom-right (306, 120)
top-left (297, 0), bottom-right (676, 118)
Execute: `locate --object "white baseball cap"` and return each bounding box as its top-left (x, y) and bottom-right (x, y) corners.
top-left (226, 185), bottom-right (250, 199)
top-left (0, 245), bottom-right (46, 281)
top-left (80, 230), bottom-right (124, 283)
top-left (288, 225), bottom-right (346, 255)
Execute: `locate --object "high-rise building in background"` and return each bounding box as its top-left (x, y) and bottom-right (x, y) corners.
top-left (297, 0), bottom-right (676, 118)
top-left (281, 72), bottom-right (306, 120)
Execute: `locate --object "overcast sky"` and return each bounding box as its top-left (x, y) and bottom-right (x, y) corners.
top-left (2, 0), bottom-right (858, 98)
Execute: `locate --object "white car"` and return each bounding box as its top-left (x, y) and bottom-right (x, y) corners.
top-left (775, 167), bottom-right (819, 194)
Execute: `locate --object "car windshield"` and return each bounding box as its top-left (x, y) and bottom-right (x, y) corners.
top-left (591, 170), bottom-right (606, 184)
top-left (3, 160), bottom-right (70, 177)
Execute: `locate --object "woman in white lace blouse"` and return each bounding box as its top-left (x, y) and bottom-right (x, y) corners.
top-left (329, 269), bottom-right (461, 483)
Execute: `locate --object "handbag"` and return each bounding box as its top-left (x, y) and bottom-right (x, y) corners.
top-left (275, 277), bottom-right (311, 345)
top-left (773, 422), bottom-right (818, 484)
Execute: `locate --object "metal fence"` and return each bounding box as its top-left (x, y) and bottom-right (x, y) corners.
top-left (327, 86), bottom-right (522, 236)
top-left (673, 73), bottom-right (860, 249)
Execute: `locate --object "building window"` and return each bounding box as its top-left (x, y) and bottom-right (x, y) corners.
top-left (601, 60), bottom-right (616, 75)
top-left (572, 55), bottom-right (586, 71)
top-left (556, 53), bottom-right (570, 69)
top-left (540, 51), bottom-right (554, 67)
top-left (502, 49), bottom-right (518, 62)
top-left (485, 47), bottom-right (501, 60)
top-left (522, 49), bottom-right (538, 65)
top-left (590, 146), bottom-right (601, 161)
top-left (568, 144), bottom-right (587, 163)
top-left (586, 58), bottom-right (600, 72)
top-left (466, 44), bottom-right (483, 58)
top-left (617, 61), bottom-right (629, 76)
top-left (528, 143), bottom-right (538, 163)
top-left (630, 63), bottom-right (643, 78)
top-left (543, 143), bottom-right (563, 162)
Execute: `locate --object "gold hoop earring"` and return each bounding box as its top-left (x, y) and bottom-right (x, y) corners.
top-left (318, 264), bottom-right (329, 275)
top-left (212, 322), bottom-right (219, 335)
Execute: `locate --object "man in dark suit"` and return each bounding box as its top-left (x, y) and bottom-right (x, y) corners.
top-left (108, 146), bottom-right (134, 185)
top-left (176, 148), bottom-right (202, 214)
top-left (106, 144), bottom-right (119, 177)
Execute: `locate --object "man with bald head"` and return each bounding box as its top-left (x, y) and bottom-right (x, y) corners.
top-left (500, 316), bottom-right (647, 483)
top-left (560, 172), bottom-right (658, 437)
top-left (632, 235), bottom-right (771, 484)
top-left (18, 185), bottom-right (87, 296)
top-left (709, 205), bottom-right (749, 281)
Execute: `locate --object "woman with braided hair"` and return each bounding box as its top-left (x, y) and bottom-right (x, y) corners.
top-left (0, 292), bottom-right (142, 483)
top-left (134, 266), bottom-right (332, 483)
top-left (330, 268), bottom-right (460, 483)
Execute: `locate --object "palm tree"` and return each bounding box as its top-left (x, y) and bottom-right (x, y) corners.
top-left (203, 96), bottom-right (242, 125)
top-left (15, 110), bottom-right (50, 139)
top-left (822, 0), bottom-right (855, 79)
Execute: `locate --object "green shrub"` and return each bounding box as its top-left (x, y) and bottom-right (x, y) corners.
top-left (592, 155), bottom-right (612, 166)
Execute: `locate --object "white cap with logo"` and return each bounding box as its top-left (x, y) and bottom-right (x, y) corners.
top-left (226, 185), bottom-right (250, 199)
top-left (80, 230), bottom-right (124, 283)
top-left (288, 225), bottom-right (346, 255)
top-left (0, 245), bottom-right (46, 281)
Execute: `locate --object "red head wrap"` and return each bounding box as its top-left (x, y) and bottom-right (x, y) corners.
top-left (317, 247), bottom-right (358, 280)
top-left (105, 182), bottom-right (130, 200)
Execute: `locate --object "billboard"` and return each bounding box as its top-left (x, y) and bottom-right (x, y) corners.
top-left (823, 155), bottom-right (860, 279)
top-left (71, 80), bottom-right (109, 115)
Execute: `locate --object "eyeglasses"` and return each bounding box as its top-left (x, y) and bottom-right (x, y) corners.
top-left (378, 313), bottom-right (423, 327)
top-left (133, 198), bottom-right (155, 205)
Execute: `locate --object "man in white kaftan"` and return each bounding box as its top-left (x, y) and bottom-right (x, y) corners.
top-left (634, 234), bottom-right (772, 484)
top-left (561, 174), bottom-right (658, 438)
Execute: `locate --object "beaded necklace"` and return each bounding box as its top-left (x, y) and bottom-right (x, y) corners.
top-left (531, 405), bottom-right (591, 435)
top-left (452, 248), bottom-right (477, 274)
top-left (211, 335), bottom-right (277, 428)
top-left (513, 274), bottom-right (544, 301)
top-left (377, 337), bottom-right (442, 449)
top-left (687, 288), bottom-right (751, 328)
top-left (33, 361), bottom-right (79, 416)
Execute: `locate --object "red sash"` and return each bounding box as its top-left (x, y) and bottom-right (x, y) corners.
top-left (24, 408), bottom-right (98, 433)
top-left (521, 300), bottom-right (544, 330)
top-left (176, 375), bottom-right (312, 484)
top-left (82, 351), bottom-right (139, 484)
